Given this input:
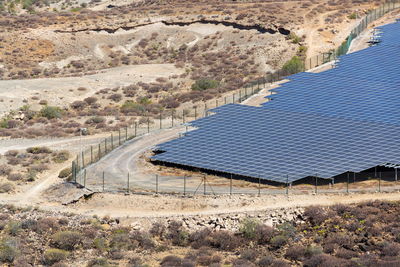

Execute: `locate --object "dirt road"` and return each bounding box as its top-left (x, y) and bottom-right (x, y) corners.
top-left (0, 133), bottom-right (109, 154)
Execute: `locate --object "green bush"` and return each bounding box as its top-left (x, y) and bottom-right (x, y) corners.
top-left (5, 221), bottom-right (21, 236)
top-left (288, 32), bottom-right (301, 44)
top-left (240, 218), bottom-right (259, 240)
top-left (191, 78), bottom-right (219, 91)
top-left (120, 101), bottom-right (146, 114)
top-left (93, 238), bottom-right (108, 251)
top-left (51, 231), bottom-right (81, 251)
top-left (282, 56), bottom-right (305, 75)
top-left (39, 106), bottom-right (63, 119)
top-left (348, 13), bottom-right (357, 19)
top-left (270, 235), bottom-right (288, 248)
top-left (0, 239), bottom-right (18, 263)
top-left (87, 258), bottom-right (110, 267)
top-left (43, 248), bottom-right (68, 265)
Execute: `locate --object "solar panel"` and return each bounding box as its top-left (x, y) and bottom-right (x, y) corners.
top-left (152, 21), bottom-right (400, 184)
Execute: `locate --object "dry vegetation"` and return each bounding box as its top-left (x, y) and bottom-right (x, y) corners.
top-left (0, 200), bottom-right (400, 266)
top-left (0, 0), bottom-right (386, 138)
top-left (0, 146), bottom-right (69, 193)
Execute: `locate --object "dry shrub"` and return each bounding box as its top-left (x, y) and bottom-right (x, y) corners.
top-left (7, 173), bottom-right (23, 182)
top-left (26, 147), bottom-right (52, 154)
top-left (304, 206), bottom-right (328, 225)
top-left (51, 231), bottom-right (82, 251)
top-left (0, 183), bottom-right (14, 193)
top-left (0, 165), bottom-right (11, 176)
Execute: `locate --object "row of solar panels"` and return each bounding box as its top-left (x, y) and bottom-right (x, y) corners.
top-left (152, 21), bottom-right (400, 183)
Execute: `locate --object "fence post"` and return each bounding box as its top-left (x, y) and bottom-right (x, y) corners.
top-left (230, 173), bottom-right (233, 196)
top-left (378, 171), bottom-right (381, 192)
top-left (233, 93), bottom-right (235, 103)
top-left (98, 143), bottom-right (101, 160)
top-left (239, 89), bottom-right (242, 102)
top-left (346, 172), bottom-right (349, 193)
top-left (203, 175), bottom-right (206, 195)
top-left (83, 169), bottom-right (86, 188)
top-left (160, 111), bottom-right (162, 129)
top-left (156, 174), bottom-right (159, 194)
top-left (183, 175), bottom-right (186, 196)
top-left (286, 175), bottom-right (289, 195)
top-left (72, 161), bottom-right (76, 183)
top-left (102, 171), bottom-right (105, 192)
top-left (396, 168), bottom-right (398, 182)
top-left (194, 107), bottom-right (197, 120)
top-left (134, 122), bottom-right (137, 137)
top-left (127, 172), bottom-right (130, 194)
top-left (182, 110), bottom-right (185, 124)
top-left (111, 133), bottom-right (114, 149)
top-left (81, 151), bottom-right (85, 168)
top-left (125, 126), bottom-right (128, 140)
top-left (118, 129), bottom-right (121, 145)
top-left (315, 174), bottom-right (318, 194)
top-left (171, 110), bottom-right (174, 127)
top-left (90, 146), bottom-right (93, 164)
top-left (258, 177), bottom-right (261, 196)
top-left (147, 117), bottom-right (150, 133)
top-left (105, 138), bottom-right (107, 153)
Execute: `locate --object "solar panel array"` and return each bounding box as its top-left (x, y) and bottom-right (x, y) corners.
top-left (152, 21), bottom-right (400, 183)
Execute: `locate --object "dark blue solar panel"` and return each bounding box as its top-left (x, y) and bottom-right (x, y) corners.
top-left (152, 21), bottom-right (400, 183)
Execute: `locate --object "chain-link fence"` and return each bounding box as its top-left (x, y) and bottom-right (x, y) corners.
top-left (76, 169), bottom-right (400, 196)
top-left (71, 1), bottom-right (400, 195)
top-left (305, 0), bottom-right (400, 69)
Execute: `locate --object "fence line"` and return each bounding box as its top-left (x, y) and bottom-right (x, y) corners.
top-left (79, 169), bottom-right (400, 196)
top-left (72, 0), bottom-right (400, 194)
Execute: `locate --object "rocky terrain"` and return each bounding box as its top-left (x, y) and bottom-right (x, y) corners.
top-left (1, 200), bottom-right (400, 266)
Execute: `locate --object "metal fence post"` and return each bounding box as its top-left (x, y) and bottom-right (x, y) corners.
top-left (171, 110), bottom-right (174, 127)
top-left (127, 172), bottom-right (130, 194)
top-left (396, 168), bottom-right (398, 182)
top-left (102, 171), bottom-right (105, 192)
top-left (379, 171), bottom-right (381, 192)
top-left (81, 151), bottom-right (85, 168)
top-left (111, 133), bottom-right (113, 149)
top-left (160, 111), bottom-right (162, 129)
top-left (230, 173), bottom-right (233, 196)
top-left (90, 146), bottom-right (93, 164)
top-left (286, 175), bottom-right (289, 195)
top-left (315, 174), bottom-right (318, 194)
top-left (258, 177), bottom-right (261, 196)
top-left (125, 126), bottom-right (128, 140)
top-left (347, 172), bottom-right (349, 193)
top-left (72, 161), bottom-right (76, 183)
top-left (118, 129), bottom-right (121, 145)
top-left (183, 175), bottom-right (186, 196)
top-left (194, 107), bottom-right (197, 120)
top-left (203, 175), bottom-right (206, 195)
top-left (98, 143), bottom-right (101, 160)
top-left (105, 138), bottom-right (107, 153)
top-left (182, 110), bottom-right (185, 124)
top-left (147, 116), bottom-right (150, 133)
top-left (84, 169), bottom-right (86, 188)
top-left (134, 122), bottom-right (137, 137)
top-left (156, 174), bottom-right (159, 194)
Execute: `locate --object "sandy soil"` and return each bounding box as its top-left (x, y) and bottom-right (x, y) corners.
top-left (0, 64), bottom-right (182, 116)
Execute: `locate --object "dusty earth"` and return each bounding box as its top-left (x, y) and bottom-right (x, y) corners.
top-left (0, 3), bottom-right (399, 229)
